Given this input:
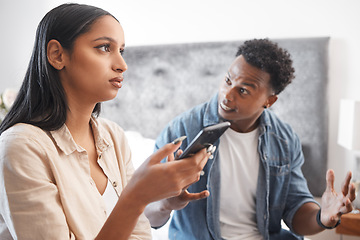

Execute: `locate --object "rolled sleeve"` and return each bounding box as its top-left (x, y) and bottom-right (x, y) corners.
top-left (0, 132), bottom-right (74, 239)
top-left (283, 135), bottom-right (319, 231)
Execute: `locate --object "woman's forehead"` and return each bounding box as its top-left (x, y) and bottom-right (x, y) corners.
top-left (80, 15), bottom-right (124, 45)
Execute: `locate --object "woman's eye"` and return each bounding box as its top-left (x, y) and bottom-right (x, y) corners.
top-left (97, 44), bottom-right (111, 52)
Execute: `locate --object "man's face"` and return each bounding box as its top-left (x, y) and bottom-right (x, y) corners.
top-left (217, 55), bottom-right (277, 133)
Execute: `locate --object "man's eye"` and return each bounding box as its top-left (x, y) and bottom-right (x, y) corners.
top-left (97, 44), bottom-right (111, 52)
top-left (239, 88), bottom-right (248, 95)
top-left (225, 77), bottom-right (231, 85)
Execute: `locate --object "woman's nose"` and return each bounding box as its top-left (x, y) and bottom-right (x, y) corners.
top-left (113, 54), bottom-right (128, 73)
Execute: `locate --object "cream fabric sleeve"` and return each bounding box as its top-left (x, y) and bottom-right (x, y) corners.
top-left (0, 126), bottom-right (76, 240)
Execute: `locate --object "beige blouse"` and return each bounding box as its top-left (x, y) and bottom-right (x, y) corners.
top-left (0, 117), bottom-right (151, 239)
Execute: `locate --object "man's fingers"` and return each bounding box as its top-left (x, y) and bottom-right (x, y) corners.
top-left (338, 198), bottom-right (353, 216)
top-left (341, 171), bottom-right (352, 196)
top-left (348, 182), bottom-right (356, 201)
top-left (325, 169), bottom-right (335, 192)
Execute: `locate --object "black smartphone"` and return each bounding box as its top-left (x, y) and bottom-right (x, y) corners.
top-left (177, 121), bottom-right (231, 159)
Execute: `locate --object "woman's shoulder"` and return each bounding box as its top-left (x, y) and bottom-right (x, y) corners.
top-left (0, 123), bottom-right (49, 141)
top-left (0, 123), bottom-right (52, 160)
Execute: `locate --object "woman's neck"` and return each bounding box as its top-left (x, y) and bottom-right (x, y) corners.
top-left (65, 104), bottom-right (95, 145)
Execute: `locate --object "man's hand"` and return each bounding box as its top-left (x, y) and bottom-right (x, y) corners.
top-left (320, 169), bottom-right (356, 227)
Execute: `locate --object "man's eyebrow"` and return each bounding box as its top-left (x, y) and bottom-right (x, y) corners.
top-left (93, 36), bottom-right (125, 47)
top-left (242, 82), bottom-right (257, 89)
top-left (228, 71), bottom-right (257, 89)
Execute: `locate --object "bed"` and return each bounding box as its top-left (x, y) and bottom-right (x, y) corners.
top-left (103, 37), bottom-right (329, 196)
top-left (102, 37), bottom-right (329, 239)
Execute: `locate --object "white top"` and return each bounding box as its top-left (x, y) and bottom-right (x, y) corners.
top-left (102, 179), bottom-right (119, 216)
top-left (219, 127), bottom-right (263, 240)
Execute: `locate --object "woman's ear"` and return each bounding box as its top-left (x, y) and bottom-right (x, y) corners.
top-left (47, 39), bottom-right (66, 70)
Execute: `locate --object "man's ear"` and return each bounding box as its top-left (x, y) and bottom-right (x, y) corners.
top-left (264, 95), bottom-right (278, 109)
top-left (47, 39), bottom-right (66, 70)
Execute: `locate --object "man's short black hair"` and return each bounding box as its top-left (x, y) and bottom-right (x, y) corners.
top-left (236, 39), bottom-right (295, 95)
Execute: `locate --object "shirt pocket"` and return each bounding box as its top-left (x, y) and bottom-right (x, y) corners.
top-left (268, 163), bottom-right (290, 210)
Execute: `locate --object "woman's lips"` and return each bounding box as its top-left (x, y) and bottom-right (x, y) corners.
top-left (220, 101), bottom-right (234, 111)
top-left (109, 77), bottom-right (123, 88)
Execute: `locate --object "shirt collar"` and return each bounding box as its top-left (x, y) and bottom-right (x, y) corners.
top-left (203, 93), bottom-right (221, 127)
top-left (258, 109), bottom-right (273, 134)
top-left (49, 117), bottom-right (110, 156)
top-left (89, 117), bottom-right (111, 154)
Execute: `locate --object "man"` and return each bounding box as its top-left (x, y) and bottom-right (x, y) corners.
top-left (144, 39), bottom-right (355, 240)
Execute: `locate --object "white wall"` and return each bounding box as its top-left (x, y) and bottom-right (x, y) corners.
top-left (0, 1), bottom-right (359, 239)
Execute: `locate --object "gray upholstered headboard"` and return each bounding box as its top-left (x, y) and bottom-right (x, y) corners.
top-left (102, 37), bottom-right (329, 196)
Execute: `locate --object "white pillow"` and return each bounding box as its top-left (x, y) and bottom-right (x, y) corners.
top-left (124, 131), bottom-right (156, 169)
top-left (124, 131), bottom-right (170, 239)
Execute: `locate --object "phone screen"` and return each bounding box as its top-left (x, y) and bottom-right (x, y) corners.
top-left (177, 121), bottom-right (230, 159)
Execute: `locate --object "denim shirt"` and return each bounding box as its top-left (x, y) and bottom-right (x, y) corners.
top-left (155, 94), bottom-right (318, 240)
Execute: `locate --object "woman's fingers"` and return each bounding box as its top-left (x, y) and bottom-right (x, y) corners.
top-left (172, 148), bottom-right (210, 187)
top-left (148, 139), bottom-right (185, 164)
top-left (172, 149), bottom-right (183, 162)
top-left (185, 190), bottom-right (210, 201)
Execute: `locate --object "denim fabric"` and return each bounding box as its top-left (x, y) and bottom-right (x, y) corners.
top-left (155, 94), bottom-right (318, 240)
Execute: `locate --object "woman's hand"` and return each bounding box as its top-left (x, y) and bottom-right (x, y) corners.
top-left (122, 139), bottom-right (211, 210)
top-left (158, 145), bottom-right (213, 211)
top-left (320, 169), bottom-right (356, 227)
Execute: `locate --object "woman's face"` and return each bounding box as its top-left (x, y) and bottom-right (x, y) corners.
top-left (59, 15), bottom-right (127, 106)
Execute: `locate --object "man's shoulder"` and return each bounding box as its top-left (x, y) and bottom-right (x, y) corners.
top-left (169, 101), bottom-right (210, 128)
top-left (263, 110), bottom-right (298, 140)
top-left (155, 100), bottom-right (214, 148)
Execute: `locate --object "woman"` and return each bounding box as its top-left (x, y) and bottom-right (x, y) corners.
top-left (0, 3), bottom-right (211, 239)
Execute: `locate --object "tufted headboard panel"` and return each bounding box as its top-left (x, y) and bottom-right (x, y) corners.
top-left (102, 37), bottom-right (329, 196)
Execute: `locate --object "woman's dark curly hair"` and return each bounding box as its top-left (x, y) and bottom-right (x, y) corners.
top-left (236, 38), bottom-right (295, 95)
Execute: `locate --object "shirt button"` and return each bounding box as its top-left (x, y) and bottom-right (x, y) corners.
top-left (264, 214), bottom-right (266, 220)
top-left (98, 154), bottom-right (102, 159)
top-left (112, 181), bottom-right (117, 188)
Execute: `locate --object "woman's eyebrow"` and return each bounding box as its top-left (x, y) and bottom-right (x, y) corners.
top-left (93, 36), bottom-right (125, 47)
top-left (93, 36), bottom-right (114, 42)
